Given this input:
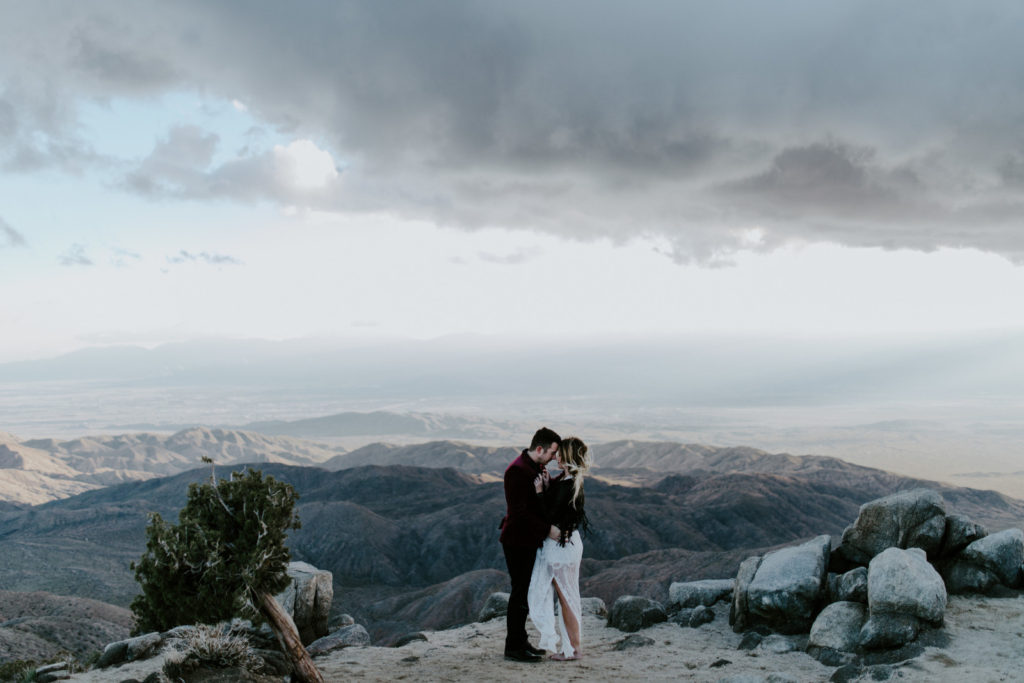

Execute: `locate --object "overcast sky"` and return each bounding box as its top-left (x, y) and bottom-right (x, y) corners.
top-left (2, 1), bottom-right (1024, 362)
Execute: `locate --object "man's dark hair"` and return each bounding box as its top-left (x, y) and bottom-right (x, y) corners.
top-left (530, 427), bottom-right (561, 451)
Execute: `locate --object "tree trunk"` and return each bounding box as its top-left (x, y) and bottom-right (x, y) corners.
top-left (258, 590), bottom-right (325, 683)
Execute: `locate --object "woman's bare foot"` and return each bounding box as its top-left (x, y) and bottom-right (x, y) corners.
top-left (549, 652), bottom-right (582, 661)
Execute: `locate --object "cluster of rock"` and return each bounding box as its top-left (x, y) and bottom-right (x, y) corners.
top-left (91, 562), bottom-right (370, 677)
top-left (727, 489), bottom-right (1023, 663)
top-left (593, 489), bottom-right (1022, 675)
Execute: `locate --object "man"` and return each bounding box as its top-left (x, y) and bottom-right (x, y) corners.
top-left (499, 426), bottom-right (560, 662)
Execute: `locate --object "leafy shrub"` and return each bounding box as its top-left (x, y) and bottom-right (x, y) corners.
top-left (130, 467), bottom-right (300, 633)
top-left (163, 622), bottom-right (261, 678)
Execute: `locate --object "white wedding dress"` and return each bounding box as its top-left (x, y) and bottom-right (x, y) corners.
top-left (528, 528), bottom-right (583, 658)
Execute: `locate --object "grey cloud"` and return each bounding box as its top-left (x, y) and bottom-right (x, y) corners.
top-left (1, 217), bottom-right (26, 247)
top-left (5, 1), bottom-right (1024, 261)
top-left (166, 250), bottom-right (243, 266)
top-left (111, 248), bottom-right (142, 267)
top-left (477, 248), bottom-right (542, 265)
top-left (60, 244), bottom-right (93, 266)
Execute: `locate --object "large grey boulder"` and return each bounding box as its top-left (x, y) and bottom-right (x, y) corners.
top-left (939, 514), bottom-right (987, 559)
top-left (306, 624), bottom-right (370, 657)
top-left (608, 596), bottom-right (667, 632)
top-left (942, 558), bottom-right (999, 594)
top-left (808, 601), bottom-right (867, 652)
top-left (478, 592), bottom-right (509, 621)
top-left (668, 579), bottom-right (734, 609)
top-left (840, 489), bottom-right (946, 564)
top-left (741, 535), bottom-right (831, 634)
top-left (273, 561), bottom-right (333, 645)
top-left (959, 528), bottom-right (1024, 587)
top-left (868, 547), bottom-right (946, 624)
top-left (858, 612), bottom-right (920, 650)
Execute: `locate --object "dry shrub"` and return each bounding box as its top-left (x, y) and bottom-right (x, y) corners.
top-left (163, 623), bottom-right (260, 679)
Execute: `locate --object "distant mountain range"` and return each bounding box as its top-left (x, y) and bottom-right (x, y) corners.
top-left (0, 427), bottom-right (345, 504)
top-left (3, 437), bottom-right (1023, 644)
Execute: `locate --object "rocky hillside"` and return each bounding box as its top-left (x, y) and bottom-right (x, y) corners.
top-left (0, 428), bottom-right (345, 504)
top-left (3, 442), bottom-right (1023, 644)
top-left (0, 590), bottom-right (132, 662)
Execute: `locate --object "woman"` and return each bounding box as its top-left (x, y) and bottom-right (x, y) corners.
top-left (527, 436), bottom-right (591, 661)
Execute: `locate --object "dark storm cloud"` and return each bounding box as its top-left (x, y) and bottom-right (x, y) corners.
top-left (4, 1), bottom-right (1024, 261)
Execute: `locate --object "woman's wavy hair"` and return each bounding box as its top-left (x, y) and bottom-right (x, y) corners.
top-left (558, 436), bottom-right (591, 507)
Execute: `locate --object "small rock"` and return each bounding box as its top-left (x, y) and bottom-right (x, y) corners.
top-left (393, 632), bottom-right (428, 647)
top-left (613, 634), bottom-right (654, 650)
top-left (859, 612), bottom-right (920, 650)
top-left (608, 596), bottom-right (667, 632)
top-left (35, 663), bottom-right (68, 675)
top-left (307, 624), bottom-right (371, 657)
top-left (125, 632), bottom-right (163, 662)
top-left (35, 673), bottom-right (70, 683)
top-left (96, 640), bottom-right (129, 668)
top-left (737, 631), bottom-right (764, 650)
top-left (807, 645), bottom-right (856, 667)
top-left (667, 578), bottom-right (734, 609)
top-left (835, 567), bottom-right (868, 603)
top-left (581, 596), bottom-right (608, 617)
top-left (766, 674), bottom-right (800, 683)
top-left (942, 559), bottom-right (999, 594)
top-left (708, 658), bottom-right (731, 668)
top-left (478, 592), bottom-right (509, 622)
top-left (688, 605), bottom-right (715, 627)
top-left (255, 649), bottom-right (292, 676)
top-left (744, 535), bottom-right (831, 634)
top-left (757, 634), bottom-right (805, 654)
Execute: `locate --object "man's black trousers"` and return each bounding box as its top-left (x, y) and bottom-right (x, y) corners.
top-left (502, 542), bottom-right (538, 651)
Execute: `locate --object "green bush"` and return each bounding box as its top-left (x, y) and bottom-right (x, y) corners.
top-left (130, 467), bottom-right (300, 633)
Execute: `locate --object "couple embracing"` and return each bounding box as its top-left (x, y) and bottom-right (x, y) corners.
top-left (499, 427), bottom-right (591, 662)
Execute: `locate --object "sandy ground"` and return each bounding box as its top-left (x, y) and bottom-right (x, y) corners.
top-left (64, 594), bottom-right (1024, 682)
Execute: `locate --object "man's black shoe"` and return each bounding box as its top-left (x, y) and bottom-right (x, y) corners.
top-left (504, 648), bottom-right (543, 662)
top-left (524, 643), bottom-right (546, 656)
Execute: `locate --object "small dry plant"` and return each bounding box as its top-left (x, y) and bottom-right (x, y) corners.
top-left (163, 623), bottom-right (260, 679)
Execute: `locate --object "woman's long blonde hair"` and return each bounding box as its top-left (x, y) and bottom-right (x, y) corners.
top-left (558, 437), bottom-right (591, 508)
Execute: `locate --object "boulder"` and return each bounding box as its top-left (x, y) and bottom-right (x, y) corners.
top-left (859, 612), bottom-right (920, 650)
top-left (841, 489), bottom-right (947, 564)
top-left (581, 596), bottom-right (608, 617)
top-left (743, 535), bottom-right (831, 634)
top-left (306, 624), bottom-right (370, 657)
top-left (729, 555), bottom-right (762, 632)
top-left (393, 632), bottom-right (428, 647)
top-left (96, 632), bottom-right (164, 668)
top-left (939, 514), bottom-right (987, 559)
top-left (607, 596), bottom-right (667, 632)
top-left (670, 605), bottom-right (715, 628)
top-left (942, 558), bottom-right (999, 594)
top-left (809, 602), bottom-right (867, 653)
top-left (757, 634), bottom-right (806, 654)
top-left (959, 528), bottom-right (1024, 587)
top-left (850, 491), bottom-right (944, 559)
top-left (668, 579), bottom-right (734, 609)
top-left (868, 548), bottom-right (946, 624)
top-left (834, 567), bottom-right (868, 604)
top-left (478, 592), bottom-right (509, 622)
top-left (273, 561), bottom-right (333, 645)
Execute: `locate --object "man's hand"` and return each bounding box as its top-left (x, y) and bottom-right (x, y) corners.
top-left (534, 469), bottom-right (550, 494)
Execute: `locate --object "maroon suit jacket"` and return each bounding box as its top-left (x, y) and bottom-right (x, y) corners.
top-left (498, 450), bottom-right (550, 548)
